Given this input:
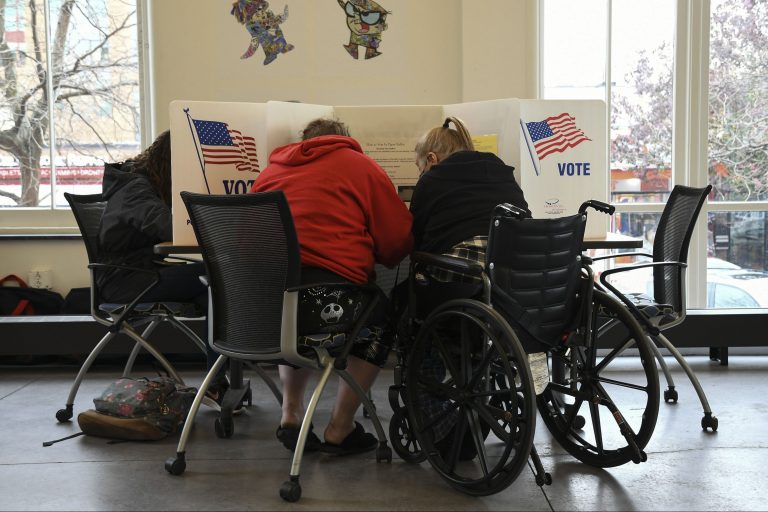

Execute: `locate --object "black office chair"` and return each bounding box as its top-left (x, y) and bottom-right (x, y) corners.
top-left (166, 191), bottom-right (391, 503)
top-left (597, 185), bottom-right (718, 431)
top-left (57, 192), bottom-right (213, 423)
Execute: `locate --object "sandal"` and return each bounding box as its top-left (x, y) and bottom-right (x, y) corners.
top-left (320, 421), bottom-right (377, 456)
top-left (276, 423), bottom-right (322, 452)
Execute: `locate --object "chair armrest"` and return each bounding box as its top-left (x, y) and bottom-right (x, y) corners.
top-left (87, 263), bottom-right (161, 328)
top-left (88, 262), bottom-right (159, 276)
top-left (599, 260), bottom-right (687, 335)
top-left (411, 251), bottom-right (485, 277)
top-left (591, 251), bottom-right (653, 262)
top-left (161, 256), bottom-right (203, 264)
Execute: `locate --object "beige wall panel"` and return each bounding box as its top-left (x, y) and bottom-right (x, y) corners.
top-left (150, 0), bottom-right (464, 131)
top-left (461, 0), bottom-right (537, 101)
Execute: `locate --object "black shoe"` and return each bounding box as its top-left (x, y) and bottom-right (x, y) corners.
top-left (319, 422), bottom-right (378, 456)
top-left (276, 423), bottom-right (322, 452)
top-left (206, 380), bottom-right (244, 415)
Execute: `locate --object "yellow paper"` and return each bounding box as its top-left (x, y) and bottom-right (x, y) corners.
top-left (472, 134), bottom-right (499, 155)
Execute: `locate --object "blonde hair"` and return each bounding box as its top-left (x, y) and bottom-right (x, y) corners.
top-left (414, 117), bottom-right (474, 169)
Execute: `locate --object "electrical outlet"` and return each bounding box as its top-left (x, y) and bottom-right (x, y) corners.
top-left (28, 269), bottom-right (52, 290)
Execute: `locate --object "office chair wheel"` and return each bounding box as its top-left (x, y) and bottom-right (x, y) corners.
top-left (214, 416), bottom-right (234, 438)
top-left (405, 299), bottom-right (536, 496)
top-left (389, 408), bottom-right (427, 463)
top-left (56, 406), bottom-right (73, 422)
top-left (701, 413), bottom-right (718, 432)
top-left (280, 479), bottom-right (301, 502)
top-left (165, 454), bottom-right (186, 475)
top-left (376, 443), bottom-right (393, 463)
top-left (537, 290), bottom-right (660, 468)
top-left (664, 388), bottom-right (678, 403)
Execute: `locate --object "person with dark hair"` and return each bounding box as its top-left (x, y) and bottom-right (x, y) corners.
top-left (250, 117), bottom-right (412, 456)
top-left (97, 130), bottom-right (230, 403)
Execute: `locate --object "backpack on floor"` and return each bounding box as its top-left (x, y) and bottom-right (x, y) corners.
top-left (77, 377), bottom-right (197, 441)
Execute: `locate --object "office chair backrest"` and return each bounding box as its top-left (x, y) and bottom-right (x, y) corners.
top-left (487, 212), bottom-right (587, 348)
top-left (652, 185), bottom-right (711, 311)
top-left (182, 191), bottom-right (301, 356)
top-left (65, 192), bottom-right (109, 308)
top-left (64, 193), bottom-right (108, 265)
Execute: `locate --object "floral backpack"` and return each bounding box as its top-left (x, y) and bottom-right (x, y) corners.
top-left (76, 377), bottom-right (197, 441)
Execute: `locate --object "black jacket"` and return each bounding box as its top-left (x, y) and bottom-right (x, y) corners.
top-left (96, 161), bottom-right (172, 302)
top-left (409, 151), bottom-right (529, 254)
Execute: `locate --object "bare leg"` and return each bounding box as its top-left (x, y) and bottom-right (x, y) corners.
top-left (324, 356), bottom-right (380, 444)
top-left (279, 365), bottom-right (312, 427)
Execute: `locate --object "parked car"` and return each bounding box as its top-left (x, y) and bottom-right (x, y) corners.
top-left (603, 257), bottom-right (768, 308)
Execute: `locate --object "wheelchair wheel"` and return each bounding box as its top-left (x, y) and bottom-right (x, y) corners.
top-left (538, 290), bottom-right (660, 468)
top-left (404, 299), bottom-right (536, 496)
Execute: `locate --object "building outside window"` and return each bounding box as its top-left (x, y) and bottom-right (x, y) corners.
top-left (0, 0), bottom-right (140, 209)
top-left (542, 0), bottom-right (768, 309)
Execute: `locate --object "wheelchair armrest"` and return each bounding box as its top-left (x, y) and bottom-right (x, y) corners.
top-left (411, 251), bottom-right (485, 277)
top-left (591, 251), bottom-right (653, 262)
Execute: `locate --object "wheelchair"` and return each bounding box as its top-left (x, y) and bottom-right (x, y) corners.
top-left (387, 200), bottom-right (660, 496)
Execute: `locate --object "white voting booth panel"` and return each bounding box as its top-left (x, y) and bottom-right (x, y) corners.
top-left (518, 100), bottom-right (608, 238)
top-left (170, 99), bottom-right (608, 244)
top-left (170, 100), bottom-right (267, 245)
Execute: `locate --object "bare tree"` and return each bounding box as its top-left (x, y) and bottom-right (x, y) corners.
top-left (0, 0), bottom-right (138, 206)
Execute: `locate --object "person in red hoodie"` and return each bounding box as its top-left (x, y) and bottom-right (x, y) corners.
top-left (250, 118), bottom-right (413, 456)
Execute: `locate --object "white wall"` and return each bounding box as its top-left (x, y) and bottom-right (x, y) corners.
top-left (1, 0), bottom-right (535, 296)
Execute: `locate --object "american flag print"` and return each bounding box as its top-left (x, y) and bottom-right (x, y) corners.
top-left (524, 113), bottom-right (591, 160)
top-left (192, 119), bottom-right (259, 172)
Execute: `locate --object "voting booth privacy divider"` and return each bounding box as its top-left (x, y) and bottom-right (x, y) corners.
top-left (170, 99), bottom-right (607, 245)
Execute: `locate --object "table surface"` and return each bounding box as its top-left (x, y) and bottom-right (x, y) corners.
top-left (155, 233), bottom-right (643, 255)
top-left (582, 232), bottom-right (644, 250)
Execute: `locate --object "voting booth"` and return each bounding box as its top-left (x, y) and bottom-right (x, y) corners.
top-left (170, 99), bottom-right (607, 244)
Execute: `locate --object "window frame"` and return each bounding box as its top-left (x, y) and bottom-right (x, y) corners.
top-left (539, 0), bottom-right (768, 309)
top-left (0, 0), bottom-right (151, 233)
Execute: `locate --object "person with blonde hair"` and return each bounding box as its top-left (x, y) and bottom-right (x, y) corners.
top-left (408, 117), bottom-right (545, 461)
top-left (410, 116), bottom-right (529, 269)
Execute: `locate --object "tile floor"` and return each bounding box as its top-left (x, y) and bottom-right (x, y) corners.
top-left (1, 355), bottom-right (766, 511)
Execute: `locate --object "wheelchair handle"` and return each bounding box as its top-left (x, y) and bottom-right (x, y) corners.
top-left (493, 202), bottom-right (528, 219)
top-left (579, 200), bottom-right (615, 215)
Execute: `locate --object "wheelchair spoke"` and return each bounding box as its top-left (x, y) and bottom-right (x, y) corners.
top-left (588, 401), bottom-right (605, 455)
top-left (444, 410), bottom-right (469, 472)
top-left (594, 375), bottom-right (649, 393)
top-left (468, 345), bottom-right (498, 389)
top-left (594, 337), bottom-right (636, 374)
top-left (474, 400), bottom-right (514, 443)
top-left (415, 399), bottom-right (460, 434)
top-left (565, 397), bottom-right (585, 431)
top-left (416, 374), bottom-right (461, 401)
top-left (459, 317), bottom-right (472, 386)
top-left (465, 408), bottom-right (490, 478)
top-left (432, 337), bottom-right (461, 384)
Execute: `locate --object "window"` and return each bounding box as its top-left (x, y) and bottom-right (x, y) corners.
top-left (541, 0), bottom-right (768, 309)
top-left (0, 0), bottom-right (140, 209)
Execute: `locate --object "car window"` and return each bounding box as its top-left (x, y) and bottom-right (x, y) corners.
top-left (710, 283), bottom-right (760, 308)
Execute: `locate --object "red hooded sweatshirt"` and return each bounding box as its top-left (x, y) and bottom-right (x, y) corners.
top-left (250, 135), bottom-right (413, 284)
